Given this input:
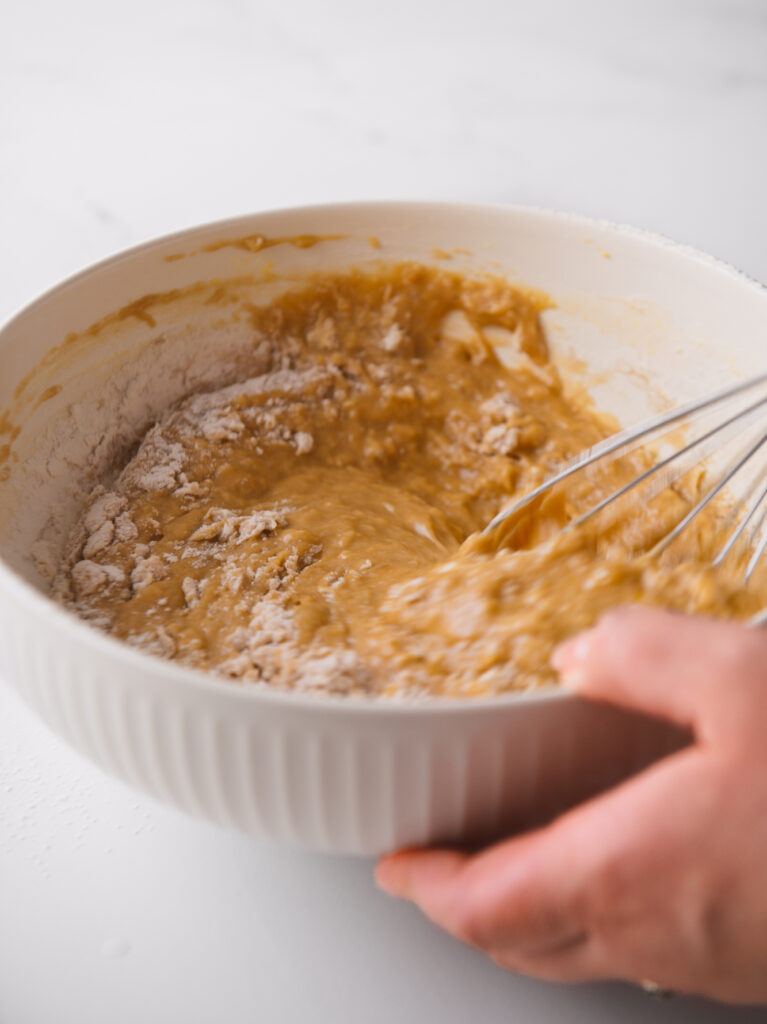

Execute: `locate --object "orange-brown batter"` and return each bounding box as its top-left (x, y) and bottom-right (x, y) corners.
top-left (54, 264), bottom-right (767, 697)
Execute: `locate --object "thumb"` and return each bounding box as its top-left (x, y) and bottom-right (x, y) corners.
top-left (551, 606), bottom-right (767, 735)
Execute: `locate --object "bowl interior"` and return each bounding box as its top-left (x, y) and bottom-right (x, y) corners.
top-left (1, 202), bottom-right (766, 592)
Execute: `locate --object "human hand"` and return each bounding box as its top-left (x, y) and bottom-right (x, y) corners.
top-left (376, 607), bottom-right (767, 1004)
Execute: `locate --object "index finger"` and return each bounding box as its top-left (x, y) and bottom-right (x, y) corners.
top-left (376, 836), bottom-right (588, 959)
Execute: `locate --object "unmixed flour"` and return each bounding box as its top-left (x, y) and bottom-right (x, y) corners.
top-left (53, 360), bottom-right (362, 690)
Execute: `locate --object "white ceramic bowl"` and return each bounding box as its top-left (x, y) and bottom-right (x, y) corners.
top-left (1, 202), bottom-right (764, 855)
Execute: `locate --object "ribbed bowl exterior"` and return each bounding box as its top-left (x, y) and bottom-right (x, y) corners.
top-left (0, 582), bottom-right (686, 855)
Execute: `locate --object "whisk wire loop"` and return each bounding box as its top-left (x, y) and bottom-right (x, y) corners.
top-left (484, 371), bottom-right (767, 536)
top-left (483, 371), bottom-right (767, 616)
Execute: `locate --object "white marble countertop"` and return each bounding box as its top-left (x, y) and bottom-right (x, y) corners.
top-left (2, 1), bottom-right (767, 1021)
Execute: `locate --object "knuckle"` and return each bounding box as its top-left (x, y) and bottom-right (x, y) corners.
top-left (696, 888), bottom-right (731, 963)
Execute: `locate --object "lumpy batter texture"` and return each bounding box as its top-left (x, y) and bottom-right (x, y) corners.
top-left (54, 264), bottom-right (767, 697)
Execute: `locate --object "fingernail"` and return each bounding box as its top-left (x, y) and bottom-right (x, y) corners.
top-left (551, 630), bottom-right (594, 673)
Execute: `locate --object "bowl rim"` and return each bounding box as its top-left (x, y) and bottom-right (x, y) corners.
top-left (1, 199), bottom-right (766, 716)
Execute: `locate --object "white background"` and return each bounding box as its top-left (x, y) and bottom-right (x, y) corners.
top-left (2, 1), bottom-right (767, 1021)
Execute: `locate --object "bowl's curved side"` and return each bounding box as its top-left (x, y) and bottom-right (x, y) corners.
top-left (0, 581), bottom-right (686, 854)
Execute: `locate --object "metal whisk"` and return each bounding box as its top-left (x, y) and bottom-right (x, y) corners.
top-left (484, 371), bottom-right (767, 614)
